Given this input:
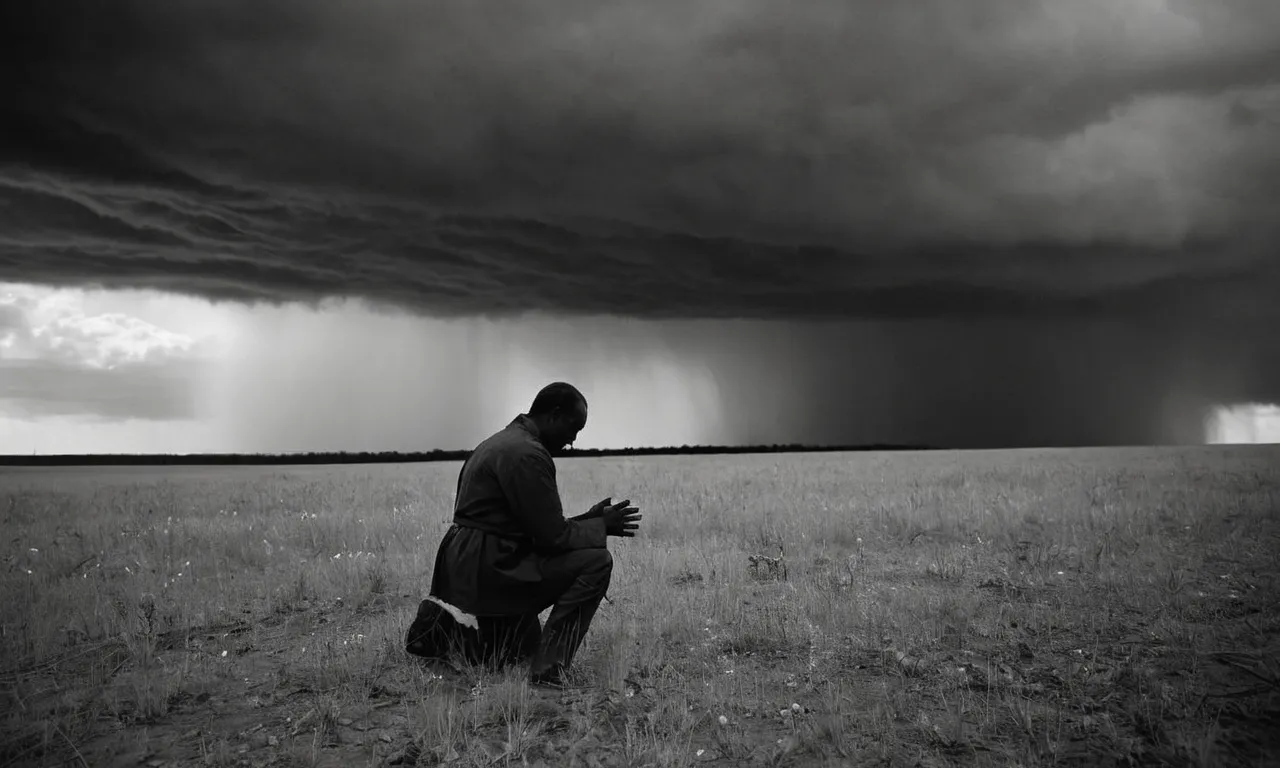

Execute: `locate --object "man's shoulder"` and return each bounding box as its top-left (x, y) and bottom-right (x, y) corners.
top-left (474, 420), bottom-right (550, 465)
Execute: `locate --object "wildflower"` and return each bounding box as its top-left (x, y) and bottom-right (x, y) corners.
top-left (718, 715), bottom-right (728, 726)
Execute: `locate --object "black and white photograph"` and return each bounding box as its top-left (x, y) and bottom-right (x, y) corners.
top-left (2, 0), bottom-right (1278, 765)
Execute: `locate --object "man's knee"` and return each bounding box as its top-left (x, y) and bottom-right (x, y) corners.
top-left (581, 548), bottom-right (612, 595)
top-left (566, 548), bottom-right (612, 593)
top-left (561, 546), bottom-right (611, 574)
top-left (542, 547), bottom-right (612, 595)
top-left (584, 547), bottom-right (612, 574)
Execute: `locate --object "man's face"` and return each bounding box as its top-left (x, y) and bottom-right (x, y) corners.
top-left (546, 400), bottom-right (588, 452)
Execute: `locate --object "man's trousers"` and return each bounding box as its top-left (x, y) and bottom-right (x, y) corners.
top-left (407, 547), bottom-right (612, 674)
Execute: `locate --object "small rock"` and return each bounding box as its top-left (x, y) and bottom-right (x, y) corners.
top-left (338, 718), bottom-right (354, 727)
top-left (379, 732), bottom-right (393, 744)
top-left (267, 735), bottom-right (279, 747)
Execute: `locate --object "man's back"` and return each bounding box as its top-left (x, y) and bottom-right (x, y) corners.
top-left (451, 415), bottom-right (553, 542)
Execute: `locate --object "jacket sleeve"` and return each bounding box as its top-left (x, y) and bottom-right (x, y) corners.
top-left (498, 449), bottom-right (607, 552)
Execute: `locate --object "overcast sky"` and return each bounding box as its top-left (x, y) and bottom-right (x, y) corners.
top-left (2, 0), bottom-right (1278, 453)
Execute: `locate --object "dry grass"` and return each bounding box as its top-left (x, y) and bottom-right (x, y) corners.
top-left (2, 445), bottom-right (1279, 767)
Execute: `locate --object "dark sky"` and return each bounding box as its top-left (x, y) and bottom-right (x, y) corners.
top-left (2, 0), bottom-right (1279, 448)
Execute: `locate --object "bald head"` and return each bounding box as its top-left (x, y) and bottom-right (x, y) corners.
top-left (527, 381), bottom-right (588, 453)
top-left (529, 381), bottom-right (587, 417)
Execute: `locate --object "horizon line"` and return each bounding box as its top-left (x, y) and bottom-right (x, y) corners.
top-left (3, 441), bottom-right (1272, 467)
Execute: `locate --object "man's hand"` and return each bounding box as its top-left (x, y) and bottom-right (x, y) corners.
top-left (581, 497), bottom-right (611, 520)
top-left (601, 499), bottom-right (642, 537)
top-left (572, 497), bottom-right (611, 522)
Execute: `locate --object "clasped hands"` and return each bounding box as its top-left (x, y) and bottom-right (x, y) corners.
top-left (577, 497), bottom-right (642, 537)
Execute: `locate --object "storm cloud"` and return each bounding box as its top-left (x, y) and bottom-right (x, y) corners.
top-left (2, 0), bottom-right (1279, 447)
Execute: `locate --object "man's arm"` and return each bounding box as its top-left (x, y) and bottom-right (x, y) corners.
top-left (498, 450), bottom-right (607, 551)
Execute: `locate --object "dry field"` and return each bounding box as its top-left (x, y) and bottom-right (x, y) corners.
top-left (2, 446), bottom-right (1279, 767)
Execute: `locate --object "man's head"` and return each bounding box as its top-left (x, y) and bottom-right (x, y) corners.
top-left (527, 382), bottom-right (588, 452)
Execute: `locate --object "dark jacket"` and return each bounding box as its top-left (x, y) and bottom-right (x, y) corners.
top-left (428, 414), bottom-right (607, 616)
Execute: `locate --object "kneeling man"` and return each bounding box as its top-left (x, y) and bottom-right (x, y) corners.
top-left (408, 382), bottom-right (641, 687)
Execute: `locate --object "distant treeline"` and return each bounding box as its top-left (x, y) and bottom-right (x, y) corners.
top-left (0, 443), bottom-right (936, 466)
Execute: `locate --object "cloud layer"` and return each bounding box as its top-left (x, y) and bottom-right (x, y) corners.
top-left (3, 0), bottom-right (1278, 323)
top-left (2, 0), bottom-right (1279, 447)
